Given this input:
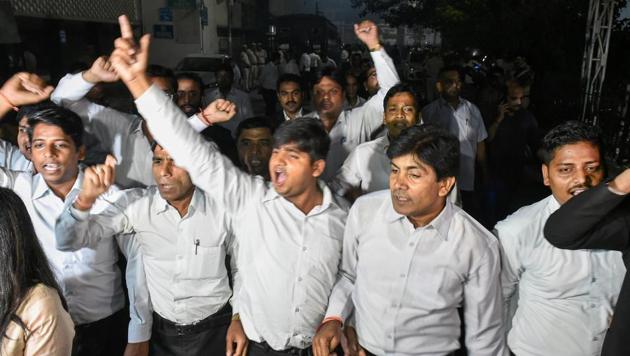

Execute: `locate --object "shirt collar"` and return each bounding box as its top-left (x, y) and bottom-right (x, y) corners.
top-left (262, 180), bottom-right (335, 213)
top-left (438, 96), bottom-right (464, 110)
top-left (283, 108), bottom-right (303, 121)
top-left (152, 186), bottom-right (206, 216)
top-left (384, 195), bottom-right (454, 241)
top-left (32, 169), bottom-right (83, 201)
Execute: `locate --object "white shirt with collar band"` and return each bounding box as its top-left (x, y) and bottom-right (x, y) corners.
top-left (305, 48), bottom-right (400, 181)
top-left (52, 73), bottom-right (209, 189)
top-left (421, 97), bottom-right (487, 191)
top-left (325, 190), bottom-right (507, 356)
top-left (55, 186), bottom-right (236, 325)
top-left (135, 85), bottom-right (349, 351)
top-left (0, 168), bottom-right (152, 342)
top-left (283, 108), bottom-right (304, 121)
top-left (494, 195), bottom-right (625, 356)
top-left (0, 140), bottom-right (33, 172)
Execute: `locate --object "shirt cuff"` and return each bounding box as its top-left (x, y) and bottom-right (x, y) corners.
top-left (69, 204), bottom-right (90, 220)
top-left (68, 72), bottom-right (97, 92)
top-left (188, 114), bottom-right (210, 133)
top-left (127, 319), bottom-right (152, 343)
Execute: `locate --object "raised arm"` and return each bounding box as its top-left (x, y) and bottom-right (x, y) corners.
top-left (109, 15), bottom-right (264, 211)
top-left (348, 21), bottom-right (400, 138)
top-left (0, 72), bottom-right (53, 118)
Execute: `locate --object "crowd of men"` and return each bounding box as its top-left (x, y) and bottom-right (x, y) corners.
top-left (0, 14), bottom-right (628, 356)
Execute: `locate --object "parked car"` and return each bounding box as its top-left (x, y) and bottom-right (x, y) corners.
top-left (174, 54), bottom-right (231, 89)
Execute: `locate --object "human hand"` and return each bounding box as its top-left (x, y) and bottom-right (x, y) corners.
top-left (354, 20), bottom-right (380, 50)
top-left (312, 320), bottom-right (344, 356)
top-left (123, 341), bottom-right (149, 356)
top-left (199, 99), bottom-right (237, 125)
top-left (0, 72), bottom-right (53, 110)
top-left (83, 56), bottom-right (119, 84)
top-left (75, 154), bottom-right (117, 210)
top-left (109, 15), bottom-right (151, 98)
top-left (226, 319), bottom-right (248, 356)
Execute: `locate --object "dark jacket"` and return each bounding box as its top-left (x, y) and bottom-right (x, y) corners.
top-left (544, 183), bottom-right (630, 356)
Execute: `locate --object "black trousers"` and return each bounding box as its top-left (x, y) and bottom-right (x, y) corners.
top-left (247, 340), bottom-right (311, 356)
top-left (72, 308), bottom-right (127, 356)
top-left (150, 304), bottom-right (232, 356)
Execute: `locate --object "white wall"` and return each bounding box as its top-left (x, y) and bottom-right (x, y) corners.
top-left (141, 0), bottom-right (220, 68)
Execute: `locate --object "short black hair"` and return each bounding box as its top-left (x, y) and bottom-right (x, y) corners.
top-left (27, 107), bottom-right (84, 149)
top-left (313, 67), bottom-right (346, 89)
top-left (176, 72), bottom-right (205, 91)
top-left (277, 73), bottom-right (304, 92)
top-left (541, 120), bottom-right (602, 164)
top-left (236, 117), bottom-right (274, 141)
top-left (147, 64), bottom-right (177, 91)
top-left (273, 117), bottom-right (330, 162)
top-left (383, 84), bottom-right (419, 111)
top-left (16, 101), bottom-right (57, 122)
top-left (438, 65), bottom-right (462, 81)
top-left (387, 124), bottom-right (459, 181)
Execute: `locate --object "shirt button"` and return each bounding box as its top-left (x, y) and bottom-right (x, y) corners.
top-left (297, 277), bottom-right (303, 282)
top-left (387, 334), bottom-right (393, 339)
top-left (408, 242), bottom-right (414, 247)
top-left (593, 337), bottom-right (599, 341)
top-left (592, 277), bottom-right (597, 283)
top-left (400, 273), bottom-right (406, 278)
top-left (302, 247), bottom-right (307, 252)
top-left (590, 304), bottom-right (596, 308)
top-left (177, 255), bottom-right (183, 260)
top-left (294, 307), bottom-right (300, 313)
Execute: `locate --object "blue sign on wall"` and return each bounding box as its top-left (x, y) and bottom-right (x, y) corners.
top-left (153, 24), bottom-right (174, 39)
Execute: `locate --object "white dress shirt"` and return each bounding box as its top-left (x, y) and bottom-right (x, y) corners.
top-left (0, 140), bottom-right (32, 172)
top-left (305, 49), bottom-right (400, 181)
top-left (135, 85), bottom-right (349, 351)
top-left (283, 108), bottom-right (304, 121)
top-left (55, 186), bottom-right (235, 325)
top-left (326, 191), bottom-right (507, 356)
top-left (52, 74), bottom-right (155, 188)
top-left (203, 87), bottom-right (254, 136)
top-left (330, 135), bottom-right (390, 196)
top-left (52, 73), bottom-right (211, 189)
top-left (0, 168), bottom-right (151, 341)
top-left (495, 195), bottom-right (625, 356)
top-left (422, 98), bottom-right (487, 191)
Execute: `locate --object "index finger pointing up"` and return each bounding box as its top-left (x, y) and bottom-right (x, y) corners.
top-left (118, 15), bottom-right (134, 39)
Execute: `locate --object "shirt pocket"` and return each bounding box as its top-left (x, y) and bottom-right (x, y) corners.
top-left (183, 243), bottom-right (226, 280)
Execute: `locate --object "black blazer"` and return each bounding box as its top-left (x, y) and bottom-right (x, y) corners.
top-left (544, 183), bottom-right (630, 356)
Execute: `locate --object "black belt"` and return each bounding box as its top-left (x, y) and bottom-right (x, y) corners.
top-left (249, 340), bottom-right (310, 356)
top-left (152, 303), bottom-right (231, 336)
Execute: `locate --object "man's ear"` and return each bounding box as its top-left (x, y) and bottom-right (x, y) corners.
top-left (435, 81), bottom-right (443, 94)
top-left (78, 145), bottom-right (86, 161)
top-left (311, 159), bottom-right (326, 178)
top-left (542, 164), bottom-right (550, 187)
top-left (438, 176), bottom-right (456, 197)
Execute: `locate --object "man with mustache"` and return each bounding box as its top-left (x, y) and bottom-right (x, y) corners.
top-left (109, 15), bottom-right (349, 356)
top-left (55, 136), bottom-right (245, 356)
top-left (330, 84), bottom-right (420, 201)
top-left (0, 77), bottom-right (149, 356)
top-left (235, 117), bottom-right (273, 180)
top-left (314, 124), bottom-right (506, 356)
top-left (494, 121), bottom-right (625, 356)
top-left (272, 73), bottom-right (307, 129)
top-left (306, 20), bottom-right (400, 181)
